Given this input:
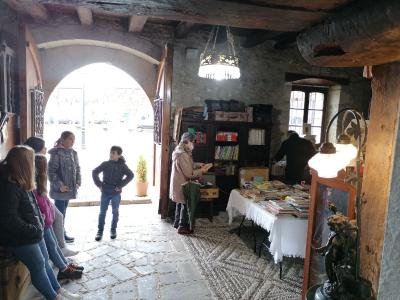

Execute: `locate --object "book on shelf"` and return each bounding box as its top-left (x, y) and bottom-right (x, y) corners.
top-left (216, 131), bottom-right (238, 142)
top-left (214, 145), bottom-right (239, 160)
top-left (248, 129), bottom-right (265, 145)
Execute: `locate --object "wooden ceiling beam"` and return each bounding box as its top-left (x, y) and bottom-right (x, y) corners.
top-left (4, 0), bottom-right (49, 22)
top-left (76, 6), bottom-right (93, 25)
top-left (297, 0), bottom-right (400, 67)
top-left (175, 22), bottom-right (195, 39)
top-left (128, 15), bottom-right (148, 32)
top-left (37, 0), bottom-right (330, 31)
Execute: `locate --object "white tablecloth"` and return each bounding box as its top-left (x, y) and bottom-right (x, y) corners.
top-left (226, 189), bottom-right (308, 263)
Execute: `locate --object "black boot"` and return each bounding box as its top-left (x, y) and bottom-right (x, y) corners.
top-left (110, 229), bottom-right (117, 240)
top-left (95, 231), bottom-right (103, 241)
top-left (57, 266), bottom-right (82, 280)
top-left (64, 233), bottom-right (75, 243)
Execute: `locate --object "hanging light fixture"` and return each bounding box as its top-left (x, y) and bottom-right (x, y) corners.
top-left (198, 26), bottom-right (241, 80)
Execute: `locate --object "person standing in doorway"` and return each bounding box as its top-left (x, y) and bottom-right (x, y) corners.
top-left (92, 146), bottom-right (134, 241)
top-left (273, 130), bottom-right (316, 184)
top-left (48, 131), bottom-right (81, 243)
top-left (24, 136), bottom-right (78, 256)
top-left (170, 132), bottom-right (211, 235)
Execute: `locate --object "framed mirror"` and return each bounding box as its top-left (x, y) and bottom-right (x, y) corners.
top-left (302, 170), bottom-right (356, 298)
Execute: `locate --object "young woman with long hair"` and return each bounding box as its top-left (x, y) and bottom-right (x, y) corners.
top-left (48, 131), bottom-right (81, 243)
top-left (0, 146), bottom-right (80, 300)
top-left (24, 136), bottom-right (78, 257)
top-left (34, 154), bottom-right (84, 280)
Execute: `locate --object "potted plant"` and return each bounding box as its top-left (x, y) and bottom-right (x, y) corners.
top-left (135, 155), bottom-right (148, 196)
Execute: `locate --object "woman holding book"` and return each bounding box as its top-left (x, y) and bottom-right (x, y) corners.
top-left (169, 132), bottom-right (212, 234)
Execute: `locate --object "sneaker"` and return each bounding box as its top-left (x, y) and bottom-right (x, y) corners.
top-left (57, 266), bottom-right (82, 280)
top-left (95, 231), bottom-right (103, 241)
top-left (68, 262), bottom-right (84, 271)
top-left (110, 230), bottom-right (117, 240)
top-left (62, 247), bottom-right (79, 257)
top-left (177, 227), bottom-right (193, 235)
top-left (64, 234), bottom-right (75, 243)
top-left (173, 222), bottom-right (179, 229)
top-left (59, 287), bottom-right (82, 299)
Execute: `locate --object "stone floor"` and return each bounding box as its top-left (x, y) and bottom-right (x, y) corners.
top-left (24, 202), bottom-right (214, 300)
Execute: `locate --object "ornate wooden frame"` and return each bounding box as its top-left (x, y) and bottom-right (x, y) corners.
top-left (302, 170), bottom-right (356, 299)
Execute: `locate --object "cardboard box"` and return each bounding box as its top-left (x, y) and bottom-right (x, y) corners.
top-left (200, 188), bottom-right (219, 199)
top-left (209, 111), bottom-right (248, 122)
top-left (239, 167), bottom-right (269, 185)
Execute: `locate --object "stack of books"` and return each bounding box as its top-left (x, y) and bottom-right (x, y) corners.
top-left (260, 200), bottom-right (298, 216)
top-left (285, 195), bottom-right (310, 218)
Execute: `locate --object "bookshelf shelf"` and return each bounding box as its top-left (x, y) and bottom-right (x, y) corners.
top-left (180, 118), bottom-right (273, 211)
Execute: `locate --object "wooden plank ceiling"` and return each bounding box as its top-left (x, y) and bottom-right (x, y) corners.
top-left (4, 0), bottom-right (353, 48)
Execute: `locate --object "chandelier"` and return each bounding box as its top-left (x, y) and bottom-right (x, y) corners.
top-left (198, 26), bottom-right (240, 80)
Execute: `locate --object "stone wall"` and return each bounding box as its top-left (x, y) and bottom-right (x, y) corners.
top-left (172, 30), bottom-right (371, 156)
top-left (0, 1), bottom-right (18, 158)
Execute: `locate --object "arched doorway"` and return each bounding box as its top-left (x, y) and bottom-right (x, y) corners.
top-left (44, 63), bottom-right (154, 202)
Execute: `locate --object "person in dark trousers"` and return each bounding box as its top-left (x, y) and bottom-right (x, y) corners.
top-left (169, 133), bottom-right (211, 234)
top-left (273, 131), bottom-right (316, 184)
top-left (92, 146), bottom-right (134, 241)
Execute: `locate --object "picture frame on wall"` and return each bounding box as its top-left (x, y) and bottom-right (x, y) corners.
top-left (302, 170), bottom-right (356, 298)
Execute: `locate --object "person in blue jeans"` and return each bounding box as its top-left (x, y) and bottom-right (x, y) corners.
top-left (48, 131), bottom-right (81, 244)
top-left (0, 146), bottom-right (80, 300)
top-left (92, 146), bottom-right (134, 241)
top-left (34, 154), bottom-right (84, 280)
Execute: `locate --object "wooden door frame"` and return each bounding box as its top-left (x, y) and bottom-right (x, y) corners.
top-left (156, 43), bottom-right (173, 218)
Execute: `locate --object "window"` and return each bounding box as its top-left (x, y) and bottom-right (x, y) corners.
top-left (289, 87), bottom-right (326, 143)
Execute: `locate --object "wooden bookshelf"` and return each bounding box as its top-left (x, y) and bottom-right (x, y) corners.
top-left (180, 119), bottom-right (273, 211)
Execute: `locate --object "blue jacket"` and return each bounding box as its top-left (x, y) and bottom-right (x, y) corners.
top-left (48, 147), bottom-right (81, 200)
top-left (92, 157), bottom-right (134, 195)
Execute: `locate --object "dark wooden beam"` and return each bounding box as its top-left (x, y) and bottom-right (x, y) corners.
top-left (175, 22), bottom-right (195, 39)
top-left (128, 15), bottom-right (147, 32)
top-left (4, 0), bottom-right (49, 22)
top-left (37, 0), bottom-right (330, 31)
top-left (297, 0), bottom-right (400, 67)
top-left (76, 6), bottom-right (93, 25)
top-left (248, 0), bottom-right (351, 11)
top-left (285, 72), bottom-right (350, 85)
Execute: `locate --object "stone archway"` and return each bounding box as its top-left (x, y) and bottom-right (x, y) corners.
top-left (43, 62), bottom-right (155, 202)
top-left (28, 23), bottom-right (162, 105)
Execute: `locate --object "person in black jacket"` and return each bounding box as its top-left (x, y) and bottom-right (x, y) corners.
top-left (92, 146), bottom-right (134, 241)
top-left (0, 146), bottom-right (81, 300)
top-left (273, 131), bottom-right (317, 184)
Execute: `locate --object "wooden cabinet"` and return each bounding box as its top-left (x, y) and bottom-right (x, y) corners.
top-left (302, 170), bottom-right (356, 299)
top-left (180, 119), bottom-right (273, 211)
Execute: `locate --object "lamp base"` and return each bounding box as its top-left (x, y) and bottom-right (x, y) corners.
top-left (306, 279), bottom-right (374, 300)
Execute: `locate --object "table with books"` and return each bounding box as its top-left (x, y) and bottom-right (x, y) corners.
top-left (226, 181), bottom-right (309, 271)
